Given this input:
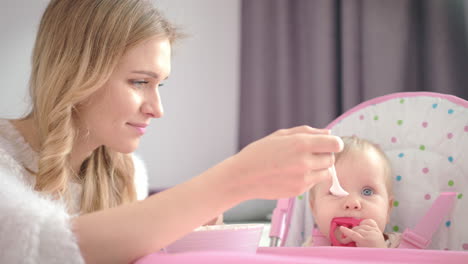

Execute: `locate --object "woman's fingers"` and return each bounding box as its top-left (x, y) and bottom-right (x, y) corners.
top-left (232, 126), bottom-right (345, 200)
top-left (271, 125), bottom-right (331, 137)
top-left (295, 134), bottom-right (344, 154)
top-left (304, 168), bottom-right (330, 186)
top-left (308, 153), bottom-right (335, 170)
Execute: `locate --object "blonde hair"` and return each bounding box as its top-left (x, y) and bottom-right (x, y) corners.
top-left (27, 0), bottom-right (181, 213)
top-left (309, 136), bottom-right (393, 199)
top-left (335, 136), bottom-right (393, 195)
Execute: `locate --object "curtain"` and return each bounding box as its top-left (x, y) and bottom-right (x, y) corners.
top-left (239, 0), bottom-right (468, 149)
top-left (232, 0), bottom-right (468, 222)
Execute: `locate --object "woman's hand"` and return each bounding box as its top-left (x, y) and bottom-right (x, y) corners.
top-left (228, 126), bottom-right (343, 200)
top-left (339, 219), bottom-right (387, 248)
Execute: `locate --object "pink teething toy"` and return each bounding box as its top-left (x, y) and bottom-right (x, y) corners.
top-left (329, 217), bottom-right (363, 247)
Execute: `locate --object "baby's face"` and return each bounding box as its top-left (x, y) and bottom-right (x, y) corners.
top-left (310, 148), bottom-right (392, 240)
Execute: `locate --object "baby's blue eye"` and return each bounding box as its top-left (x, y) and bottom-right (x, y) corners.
top-left (361, 187), bottom-right (374, 196)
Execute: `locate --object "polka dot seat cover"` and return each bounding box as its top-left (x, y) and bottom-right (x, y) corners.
top-left (282, 92), bottom-right (467, 251)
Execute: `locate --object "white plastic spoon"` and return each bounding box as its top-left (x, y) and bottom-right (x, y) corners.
top-left (329, 161), bottom-right (348, 197)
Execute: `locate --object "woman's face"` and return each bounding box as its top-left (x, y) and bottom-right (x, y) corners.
top-left (78, 37), bottom-right (171, 153)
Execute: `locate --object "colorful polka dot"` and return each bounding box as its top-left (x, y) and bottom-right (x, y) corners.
top-left (393, 201), bottom-right (399, 207)
top-left (445, 221), bottom-right (451, 227)
top-left (448, 156), bottom-right (454, 163)
top-left (374, 115), bottom-right (379, 121)
top-left (448, 109), bottom-right (454, 114)
top-left (359, 115), bottom-right (364, 120)
top-left (422, 122), bottom-right (428, 128)
top-left (447, 133), bottom-right (453, 139)
top-left (425, 194), bottom-right (431, 200)
top-left (396, 175), bottom-right (402, 181)
top-left (397, 120), bottom-right (403, 126)
top-left (393, 226), bottom-right (399, 232)
top-left (297, 195), bottom-right (303, 200)
top-left (463, 243), bottom-right (468, 250)
top-left (419, 145), bottom-right (426, 151)
top-left (465, 126), bottom-right (468, 132)
top-left (432, 103), bottom-right (438, 109)
top-left (398, 153), bottom-right (405, 158)
top-left (391, 137), bottom-right (397, 143)
top-left (400, 99), bottom-right (405, 104)
top-left (458, 193), bottom-right (463, 199)
top-left (422, 168), bottom-right (429, 174)
top-left (448, 180), bottom-right (454, 187)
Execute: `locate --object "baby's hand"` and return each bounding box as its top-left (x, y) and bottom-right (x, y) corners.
top-left (339, 219), bottom-right (386, 248)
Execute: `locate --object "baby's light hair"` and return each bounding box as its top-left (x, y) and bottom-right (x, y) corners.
top-left (334, 136), bottom-right (394, 196)
top-left (309, 136), bottom-right (394, 199)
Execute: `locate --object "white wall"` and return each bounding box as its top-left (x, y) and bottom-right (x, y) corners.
top-left (143, 0), bottom-right (240, 188)
top-left (0, 0), bottom-right (48, 117)
top-left (0, 0), bottom-right (274, 221)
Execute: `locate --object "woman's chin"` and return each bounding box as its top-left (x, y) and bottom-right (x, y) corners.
top-left (107, 141), bottom-right (139, 154)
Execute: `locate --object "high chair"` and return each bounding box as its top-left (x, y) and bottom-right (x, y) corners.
top-left (270, 92), bottom-right (467, 251)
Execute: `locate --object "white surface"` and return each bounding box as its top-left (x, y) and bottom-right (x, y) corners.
top-left (258, 223), bottom-right (272, 247)
top-left (138, 0), bottom-right (241, 190)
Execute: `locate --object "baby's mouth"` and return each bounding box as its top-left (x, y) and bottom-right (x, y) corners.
top-left (329, 217), bottom-right (362, 246)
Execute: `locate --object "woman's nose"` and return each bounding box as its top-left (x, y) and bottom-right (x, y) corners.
top-left (142, 90), bottom-right (164, 118)
top-left (343, 196), bottom-right (361, 210)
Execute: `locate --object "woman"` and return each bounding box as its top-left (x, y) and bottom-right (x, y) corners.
top-left (0, 0), bottom-right (343, 263)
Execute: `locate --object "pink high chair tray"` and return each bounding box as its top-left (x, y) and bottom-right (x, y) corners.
top-left (163, 224), bottom-right (263, 254)
top-left (136, 246), bottom-right (468, 264)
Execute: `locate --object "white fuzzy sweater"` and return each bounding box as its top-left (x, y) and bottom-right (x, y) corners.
top-left (0, 119), bottom-right (149, 264)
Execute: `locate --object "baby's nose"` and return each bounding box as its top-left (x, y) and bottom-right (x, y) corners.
top-left (343, 196), bottom-right (361, 210)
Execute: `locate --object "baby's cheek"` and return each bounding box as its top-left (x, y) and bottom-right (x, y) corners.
top-left (369, 215), bottom-right (388, 232)
top-left (315, 214), bottom-right (332, 236)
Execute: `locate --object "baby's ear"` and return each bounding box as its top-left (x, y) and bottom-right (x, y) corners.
top-left (386, 195), bottom-right (394, 224)
top-left (308, 189), bottom-right (315, 211)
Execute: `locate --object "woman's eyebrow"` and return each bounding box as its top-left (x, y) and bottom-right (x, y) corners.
top-left (131, 70), bottom-right (169, 80)
top-left (131, 70), bottom-right (159, 79)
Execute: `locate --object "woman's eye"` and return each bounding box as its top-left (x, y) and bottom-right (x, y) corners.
top-left (131, 80), bottom-right (149, 89)
top-left (158, 82), bottom-right (165, 88)
top-left (361, 187), bottom-right (374, 196)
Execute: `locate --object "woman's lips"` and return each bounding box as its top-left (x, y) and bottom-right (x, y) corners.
top-left (127, 123), bottom-right (148, 135)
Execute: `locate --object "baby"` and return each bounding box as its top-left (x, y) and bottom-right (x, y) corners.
top-left (304, 136), bottom-right (401, 248)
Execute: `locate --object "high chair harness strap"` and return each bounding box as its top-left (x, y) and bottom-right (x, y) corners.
top-left (399, 192), bottom-right (457, 249)
top-left (311, 228), bottom-right (331, 246)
